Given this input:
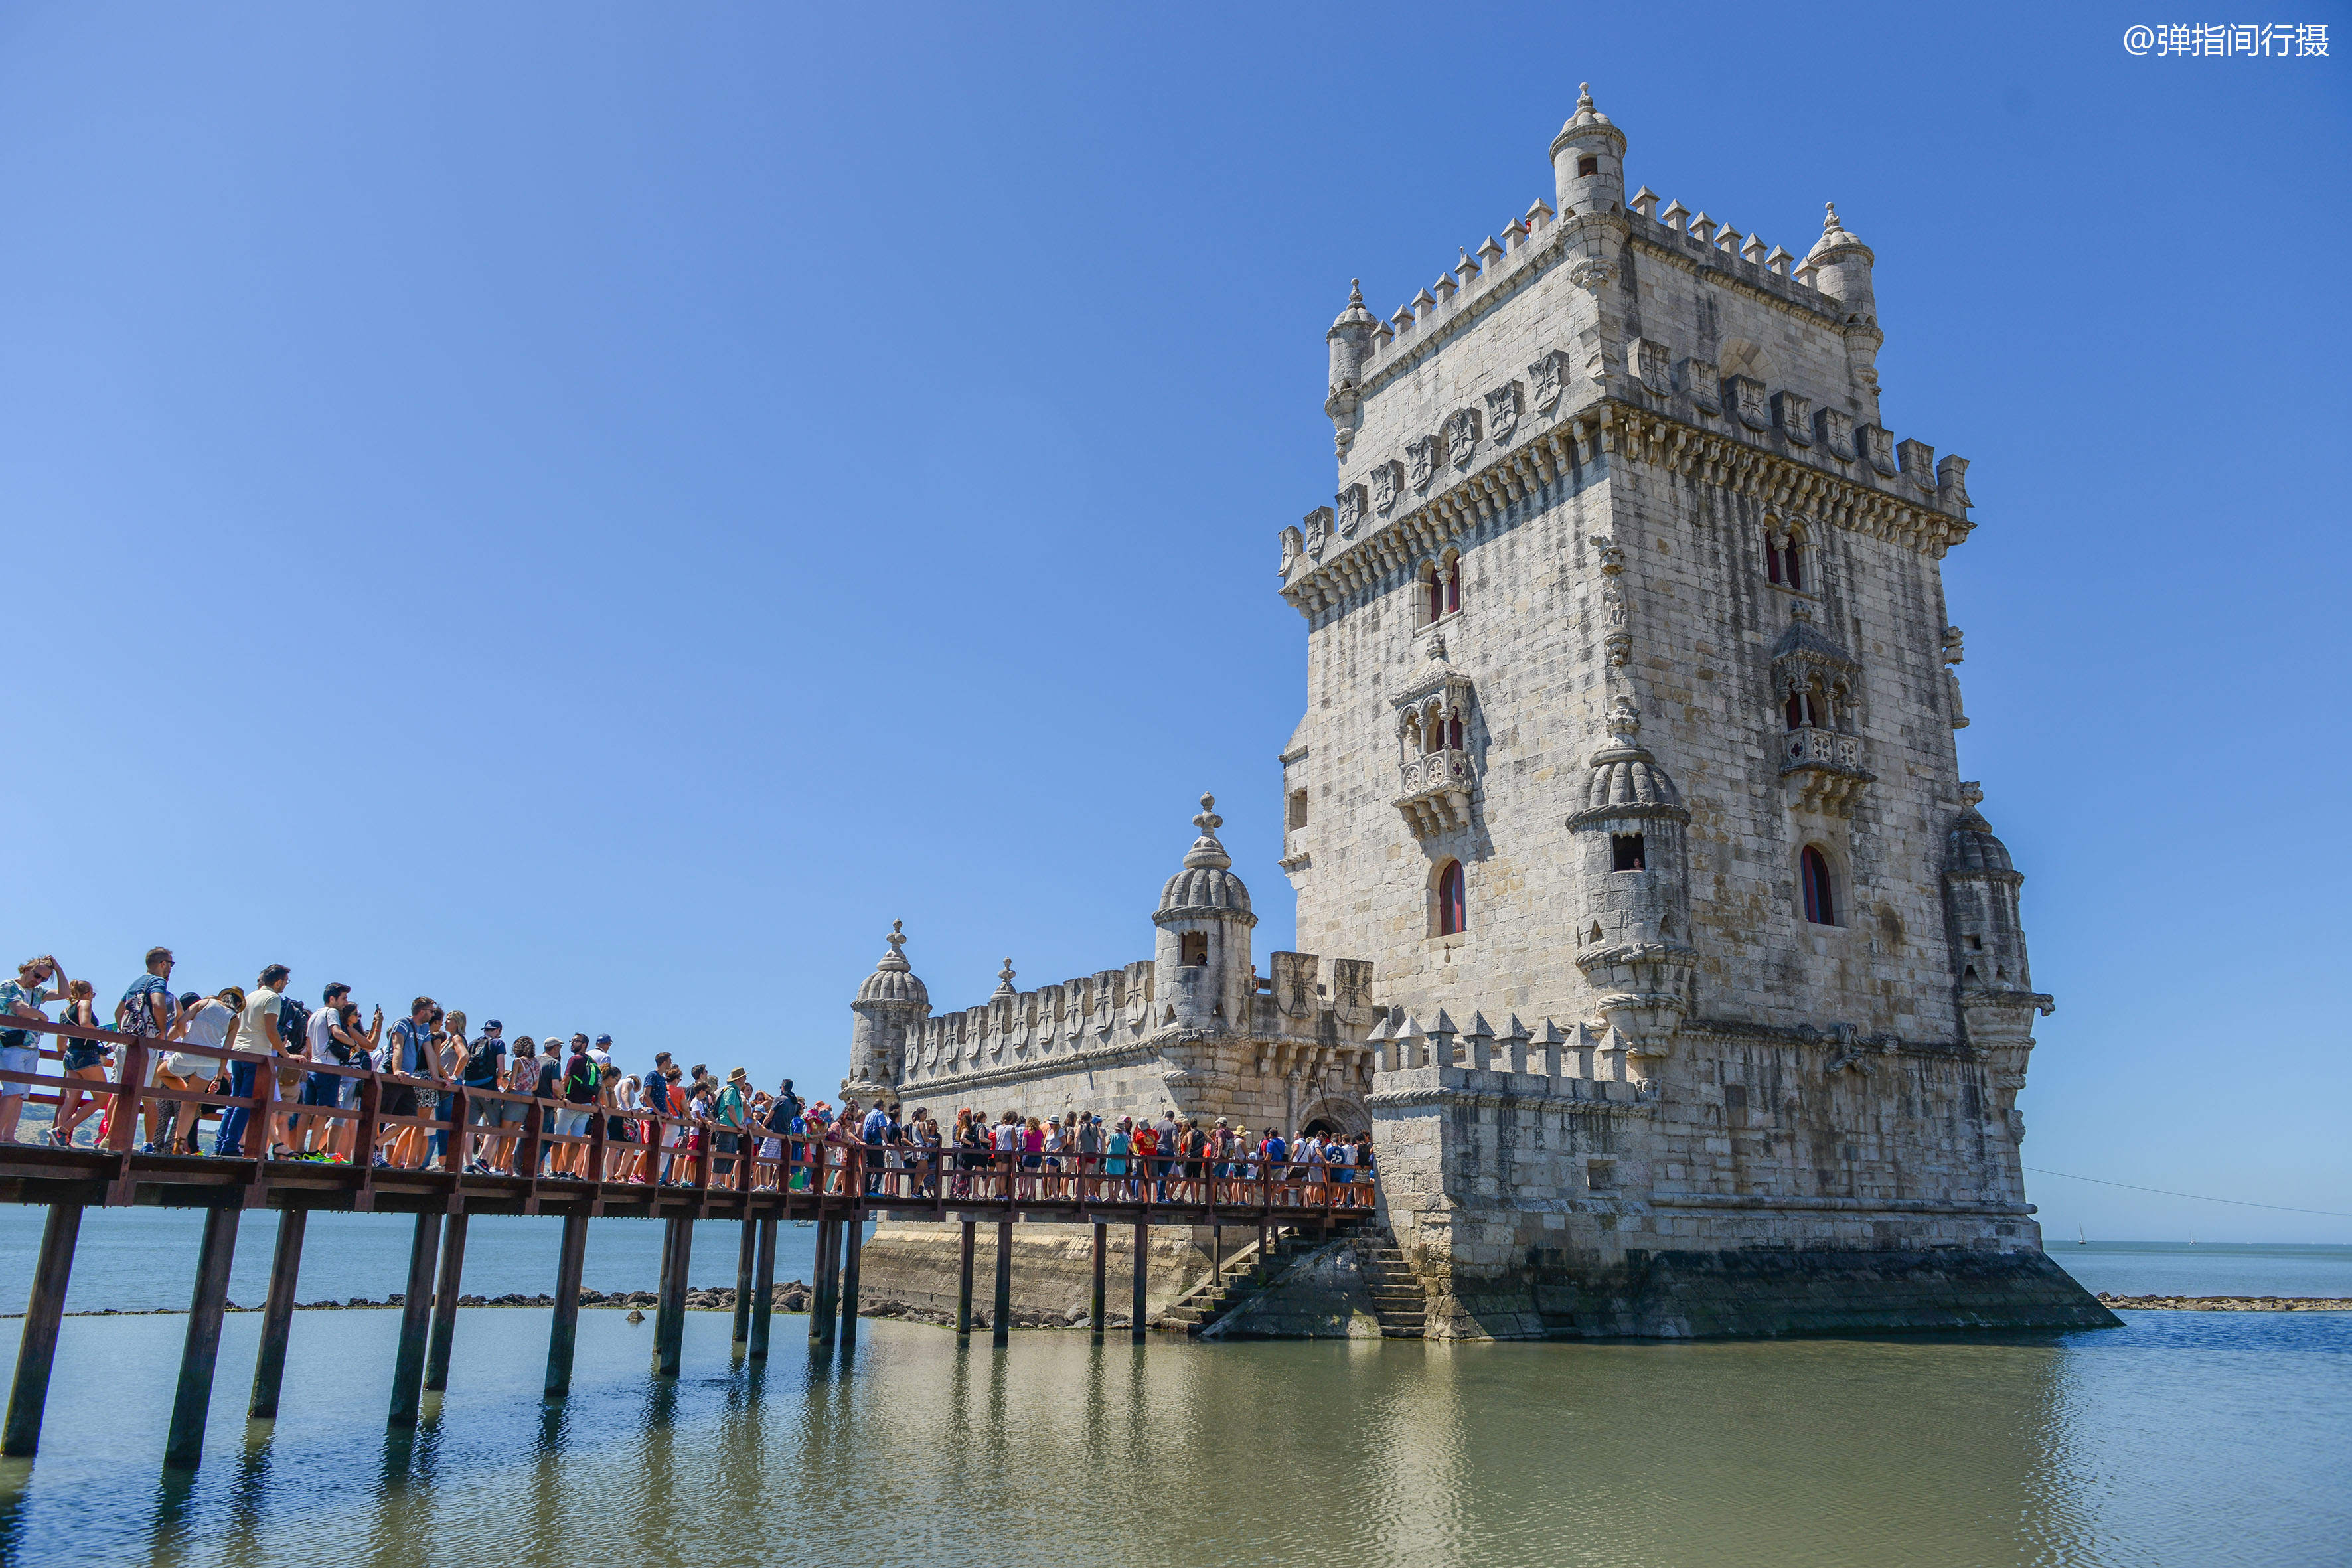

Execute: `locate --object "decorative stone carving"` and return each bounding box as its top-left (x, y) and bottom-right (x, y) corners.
top-left (1302, 504), bottom-right (1333, 556)
top-left (1484, 381), bottom-right (1522, 444)
top-left (1443, 407), bottom-right (1482, 469)
top-left (1772, 390), bottom-right (1812, 446)
top-left (1857, 423), bottom-right (1899, 477)
top-left (1897, 438), bottom-right (1938, 491)
top-left (1389, 631), bottom-right (1477, 838)
top-left (1944, 625), bottom-right (1968, 730)
top-left (1815, 406), bottom-right (1857, 461)
top-left (1937, 453), bottom-right (1972, 508)
top-left (1335, 483), bottom-right (1367, 537)
top-left (1594, 533), bottom-right (1631, 667)
top-left (1633, 338), bottom-right (1670, 397)
top-left (1369, 459), bottom-right (1403, 514)
top-left (1725, 374), bottom-right (1770, 431)
top-left (1528, 349), bottom-right (1571, 413)
top-left (1678, 356), bottom-right (1721, 414)
top-left (1407, 435), bottom-right (1439, 492)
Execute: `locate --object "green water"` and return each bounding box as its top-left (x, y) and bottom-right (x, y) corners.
top-left (2, 1306), bottom-right (2345, 1565)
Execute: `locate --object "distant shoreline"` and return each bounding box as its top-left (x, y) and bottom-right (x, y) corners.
top-left (2095, 1293), bottom-right (2351, 1312)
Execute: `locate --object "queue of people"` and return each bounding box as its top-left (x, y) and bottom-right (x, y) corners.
top-left (3, 951), bottom-right (1377, 1205)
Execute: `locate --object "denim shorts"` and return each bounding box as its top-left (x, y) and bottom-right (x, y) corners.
top-left (466, 1093), bottom-right (503, 1126)
top-left (558, 1107), bottom-right (591, 1136)
top-left (300, 1072), bottom-right (341, 1107)
top-left (0, 1044), bottom-right (35, 1095)
top-left (501, 1099), bottom-right (535, 1127)
top-left (62, 1043), bottom-right (106, 1073)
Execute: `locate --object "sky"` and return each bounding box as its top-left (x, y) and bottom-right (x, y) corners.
top-left (1, 3), bottom-right (2345, 1241)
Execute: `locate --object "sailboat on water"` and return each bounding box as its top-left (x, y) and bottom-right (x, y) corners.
top-left (2077, 1223), bottom-right (2088, 1247)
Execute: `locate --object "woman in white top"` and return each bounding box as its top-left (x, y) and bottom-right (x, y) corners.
top-left (162, 988), bottom-right (242, 1156)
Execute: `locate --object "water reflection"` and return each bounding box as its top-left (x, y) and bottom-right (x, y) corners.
top-left (0, 1311), bottom-right (2344, 1566)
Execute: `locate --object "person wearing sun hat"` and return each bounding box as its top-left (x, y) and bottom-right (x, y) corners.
top-left (713, 1066), bottom-right (750, 1179)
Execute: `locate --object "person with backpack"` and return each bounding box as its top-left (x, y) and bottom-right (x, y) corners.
top-left (457, 1019), bottom-right (507, 1174)
top-left (558, 1034), bottom-right (599, 1177)
top-left (380, 996), bottom-right (438, 1169)
top-left (712, 1067), bottom-right (751, 1180)
top-left (290, 984), bottom-right (347, 1158)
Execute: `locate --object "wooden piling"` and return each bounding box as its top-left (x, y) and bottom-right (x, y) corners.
top-left (732, 1217), bottom-right (756, 1346)
top-left (747, 1216), bottom-right (777, 1359)
top-left (1089, 1221), bottom-right (1105, 1348)
top-left (955, 1219), bottom-right (975, 1347)
top-left (839, 1212), bottom-right (864, 1348)
top-left (247, 1209), bottom-right (307, 1419)
top-left (655, 1214), bottom-right (691, 1377)
top-left (805, 1219), bottom-right (832, 1346)
top-left (545, 1210), bottom-right (589, 1397)
top-left (388, 1212), bottom-right (443, 1427)
top-left (3, 1203), bottom-right (82, 1456)
top-left (164, 1205), bottom-right (241, 1468)
top-left (423, 1213), bottom-right (469, 1392)
top-left (992, 1218), bottom-right (1012, 1348)
top-left (1130, 1220), bottom-right (1148, 1344)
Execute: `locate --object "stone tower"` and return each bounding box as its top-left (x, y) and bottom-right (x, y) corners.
top-left (1273, 84), bottom-right (2100, 1336)
top-left (1151, 795), bottom-right (1257, 1034)
top-left (842, 82), bottom-right (2106, 1339)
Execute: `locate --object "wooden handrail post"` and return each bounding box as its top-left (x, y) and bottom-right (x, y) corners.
top-left (445, 1085), bottom-right (468, 1174)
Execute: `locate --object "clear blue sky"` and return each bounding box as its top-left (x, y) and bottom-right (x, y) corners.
top-left (3, 5), bottom-right (2344, 1240)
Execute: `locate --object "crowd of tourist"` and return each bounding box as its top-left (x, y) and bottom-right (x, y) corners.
top-left (0, 949), bottom-right (1374, 1204)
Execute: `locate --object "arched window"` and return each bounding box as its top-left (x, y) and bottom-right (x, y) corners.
top-left (1801, 846), bottom-right (1836, 926)
top-left (1427, 573), bottom-right (1445, 624)
top-left (1766, 529), bottom-right (1805, 590)
top-left (1445, 714), bottom-right (1464, 749)
top-left (1437, 860), bottom-right (1466, 936)
top-left (1784, 691), bottom-right (1808, 730)
top-left (1444, 562), bottom-right (1461, 615)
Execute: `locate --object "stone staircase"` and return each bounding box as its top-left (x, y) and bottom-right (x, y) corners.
top-left (1152, 1228), bottom-right (1316, 1336)
top-left (1356, 1237), bottom-right (1431, 1338)
top-left (1152, 1223), bottom-right (1431, 1339)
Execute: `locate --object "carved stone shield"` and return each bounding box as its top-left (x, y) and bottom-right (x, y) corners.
top-left (1302, 504), bottom-right (1333, 554)
top-left (1335, 483), bottom-right (1366, 536)
top-left (1816, 408), bottom-right (1857, 461)
top-left (1407, 436), bottom-right (1437, 491)
top-left (1370, 460), bottom-right (1400, 514)
top-left (1529, 351), bottom-right (1566, 412)
top-left (1444, 408), bottom-right (1481, 468)
top-left (1857, 424), bottom-right (1897, 476)
top-left (1484, 382), bottom-right (1522, 444)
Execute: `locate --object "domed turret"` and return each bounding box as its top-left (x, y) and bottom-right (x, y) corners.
top-left (1325, 279), bottom-right (1376, 456)
top-left (1568, 703), bottom-right (1695, 1071)
top-left (843, 921), bottom-right (931, 1103)
top-left (1941, 787), bottom-right (2034, 994)
top-left (1549, 82), bottom-right (1626, 219)
top-left (1940, 785), bottom-right (2053, 1145)
top-left (1152, 794), bottom-right (1258, 1034)
top-left (1805, 203), bottom-right (1884, 417)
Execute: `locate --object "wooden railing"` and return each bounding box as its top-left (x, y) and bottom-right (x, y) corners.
top-left (0, 1015), bottom-right (1380, 1217)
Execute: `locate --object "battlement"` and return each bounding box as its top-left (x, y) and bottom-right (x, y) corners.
top-left (901, 959), bottom-right (1158, 1086)
top-left (1364, 1008), bottom-right (1657, 1102)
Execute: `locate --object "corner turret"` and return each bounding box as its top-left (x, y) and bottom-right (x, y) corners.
top-left (1805, 202), bottom-right (1884, 417)
top-left (1549, 82), bottom-right (1626, 219)
top-left (1569, 702), bottom-right (1696, 1075)
top-left (1326, 279), bottom-right (1377, 458)
top-left (1942, 785), bottom-right (2054, 1143)
top-left (1152, 793), bottom-right (1257, 1034)
top-left (844, 920), bottom-right (930, 1105)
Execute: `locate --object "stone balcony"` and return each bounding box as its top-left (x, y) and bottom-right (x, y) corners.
top-left (1393, 746), bottom-right (1474, 836)
top-left (1779, 725), bottom-right (1874, 816)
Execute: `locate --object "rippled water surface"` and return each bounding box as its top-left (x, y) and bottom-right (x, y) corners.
top-left (3, 1298), bottom-right (2347, 1566)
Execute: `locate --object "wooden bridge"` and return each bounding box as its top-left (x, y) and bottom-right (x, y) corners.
top-left (0, 1014), bottom-right (1378, 1468)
